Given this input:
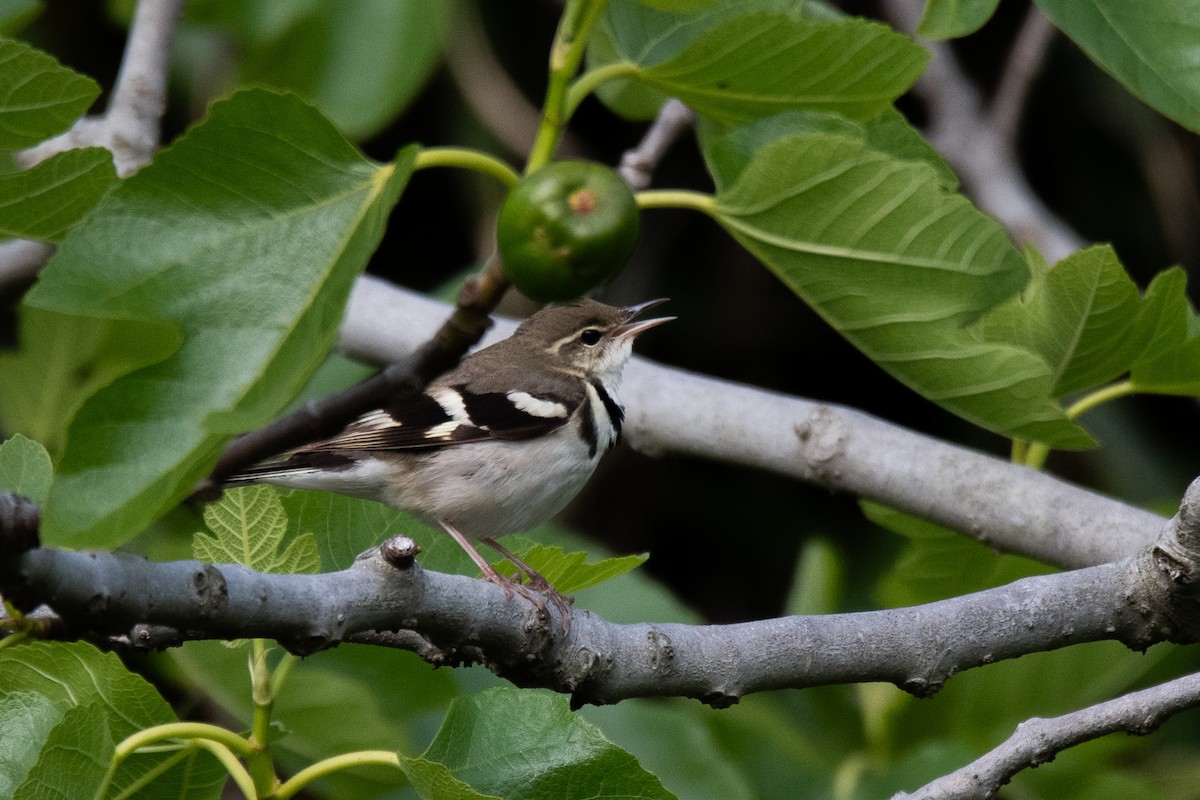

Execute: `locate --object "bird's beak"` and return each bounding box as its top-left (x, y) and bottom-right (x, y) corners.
top-left (614, 298), bottom-right (674, 339)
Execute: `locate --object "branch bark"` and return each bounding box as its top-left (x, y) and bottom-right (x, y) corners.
top-left (5, 480), bottom-right (1200, 709)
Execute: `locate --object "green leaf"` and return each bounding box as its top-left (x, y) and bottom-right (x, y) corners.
top-left (0, 37), bottom-right (98, 148)
top-left (588, 0), bottom-right (832, 120)
top-left (593, 4), bottom-right (926, 126)
top-left (423, 688), bottom-right (675, 800)
top-left (864, 501), bottom-right (1002, 606)
top-left (494, 545), bottom-right (647, 594)
top-left (0, 1), bottom-right (41, 35)
top-left (0, 147), bottom-right (117, 241)
top-left (194, 485), bottom-right (319, 574)
top-left (699, 108), bottom-right (956, 192)
top-left (0, 307), bottom-right (177, 458)
top-left (192, 0), bottom-right (446, 140)
top-left (396, 755), bottom-right (500, 800)
top-left (28, 89), bottom-right (415, 548)
top-left (0, 641), bottom-right (214, 800)
top-left (982, 245), bottom-right (1141, 397)
top-left (1129, 267), bottom-right (1200, 394)
top-left (635, 0), bottom-right (719, 10)
top-left (917, 0), bottom-right (1001, 39)
top-left (278, 489), bottom-right (430, 572)
top-left (0, 434), bottom-right (51, 503)
top-left (1033, 0), bottom-right (1200, 133)
top-left (711, 131), bottom-right (1090, 447)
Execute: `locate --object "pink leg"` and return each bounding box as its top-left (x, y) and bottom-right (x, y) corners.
top-left (439, 521), bottom-right (512, 595)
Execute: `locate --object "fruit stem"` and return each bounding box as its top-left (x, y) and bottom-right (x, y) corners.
top-left (527, 0), bottom-right (609, 173)
top-left (636, 189), bottom-right (716, 213)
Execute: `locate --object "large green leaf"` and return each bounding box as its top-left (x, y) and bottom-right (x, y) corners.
top-left (0, 36), bottom-right (98, 148)
top-left (0, 147), bottom-right (117, 241)
top-left (423, 688), bottom-right (675, 800)
top-left (710, 131), bottom-right (1090, 447)
top-left (590, 0), bottom-right (925, 125)
top-left (187, 0), bottom-right (445, 140)
top-left (0, 307), bottom-right (177, 458)
top-left (1034, 0), bottom-right (1200, 133)
top-left (699, 108), bottom-right (956, 192)
top-left (0, 642), bottom-right (224, 800)
top-left (27, 89), bottom-right (415, 548)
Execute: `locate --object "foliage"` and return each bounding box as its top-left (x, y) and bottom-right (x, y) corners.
top-left (1, 0), bottom-right (1200, 797)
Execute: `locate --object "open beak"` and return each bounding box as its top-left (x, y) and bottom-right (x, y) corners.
top-left (614, 298), bottom-right (674, 339)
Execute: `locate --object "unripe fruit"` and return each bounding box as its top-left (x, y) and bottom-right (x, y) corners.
top-left (497, 161), bottom-right (640, 302)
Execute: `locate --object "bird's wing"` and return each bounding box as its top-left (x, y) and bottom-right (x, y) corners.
top-left (291, 373), bottom-right (586, 455)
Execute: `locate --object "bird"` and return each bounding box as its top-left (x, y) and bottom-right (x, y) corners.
top-left (224, 298), bottom-right (672, 619)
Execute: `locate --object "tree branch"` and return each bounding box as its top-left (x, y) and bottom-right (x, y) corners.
top-left (342, 277), bottom-right (1166, 569)
top-left (3, 0), bottom-right (185, 290)
top-left (894, 671), bottom-right (1200, 799)
top-left (5, 480), bottom-right (1200, 708)
top-left (18, 0), bottom-right (183, 177)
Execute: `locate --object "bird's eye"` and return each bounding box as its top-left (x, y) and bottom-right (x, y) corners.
top-left (579, 328), bottom-right (603, 346)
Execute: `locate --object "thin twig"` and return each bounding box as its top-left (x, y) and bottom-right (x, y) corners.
top-left (619, 99), bottom-right (695, 190)
top-left (894, 671), bottom-right (1200, 799)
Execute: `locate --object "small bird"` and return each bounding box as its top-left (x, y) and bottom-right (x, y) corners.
top-left (225, 298), bottom-right (672, 615)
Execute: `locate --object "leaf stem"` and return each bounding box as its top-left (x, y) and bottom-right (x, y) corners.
top-left (114, 722), bottom-right (256, 760)
top-left (274, 750), bottom-right (403, 800)
top-left (1065, 380), bottom-right (1136, 419)
top-left (414, 147), bottom-right (520, 188)
top-left (565, 61), bottom-right (638, 118)
top-left (636, 188), bottom-right (717, 213)
top-left (1022, 380), bottom-right (1136, 470)
top-left (193, 739), bottom-right (260, 800)
top-left (526, 0), bottom-right (610, 173)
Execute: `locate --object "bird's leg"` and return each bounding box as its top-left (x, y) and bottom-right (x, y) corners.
top-left (438, 521), bottom-right (514, 595)
top-left (483, 537), bottom-right (575, 627)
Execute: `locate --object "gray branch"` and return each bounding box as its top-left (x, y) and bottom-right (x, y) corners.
top-left (3, 0), bottom-right (184, 287)
top-left (342, 278), bottom-right (1165, 569)
top-left (18, 0), bottom-right (182, 177)
top-left (4, 481), bottom-right (1200, 709)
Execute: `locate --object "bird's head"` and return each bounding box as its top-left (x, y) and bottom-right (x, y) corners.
top-left (514, 298), bottom-right (673, 383)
